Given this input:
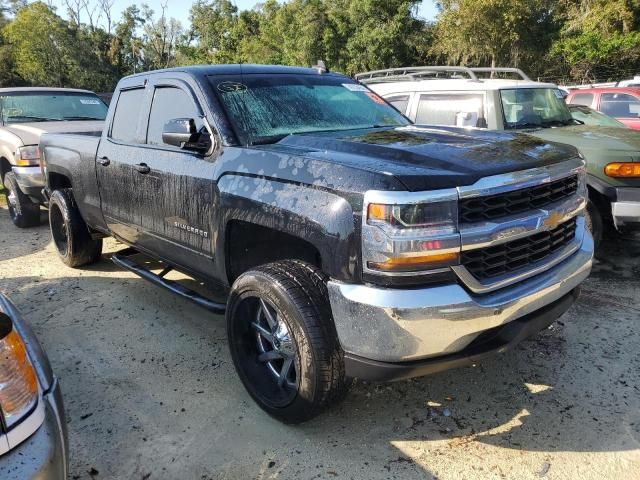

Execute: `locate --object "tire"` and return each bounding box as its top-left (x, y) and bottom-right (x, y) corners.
top-left (226, 260), bottom-right (349, 424)
top-left (48, 189), bottom-right (103, 268)
top-left (585, 198), bottom-right (603, 251)
top-left (3, 171), bottom-right (40, 228)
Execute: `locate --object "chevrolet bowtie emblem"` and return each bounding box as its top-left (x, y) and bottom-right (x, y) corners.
top-left (543, 211), bottom-right (564, 230)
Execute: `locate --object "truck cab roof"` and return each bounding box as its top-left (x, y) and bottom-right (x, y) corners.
top-left (124, 64), bottom-right (343, 81)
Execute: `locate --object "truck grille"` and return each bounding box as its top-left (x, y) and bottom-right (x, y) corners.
top-left (459, 175), bottom-right (578, 223)
top-left (461, 217), bottom-right (578, 281)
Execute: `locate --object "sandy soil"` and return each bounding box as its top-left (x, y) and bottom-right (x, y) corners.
top-left (0, 207), bottom-right (639, 480)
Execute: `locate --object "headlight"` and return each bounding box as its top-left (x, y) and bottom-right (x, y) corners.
top-left (362, 189), bottom-right (461, 276)
top-left (14, 145), bottom-right (41, 167)
top-left (0, 312), bottom-right (38, 429)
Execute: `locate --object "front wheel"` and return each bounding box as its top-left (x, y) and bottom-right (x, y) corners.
top-left (226, 260), bottom-right (349, 424)
top-left (3, 171), bottom-right (40, 228)
top-left (49, 189), bottom-right (103, 268)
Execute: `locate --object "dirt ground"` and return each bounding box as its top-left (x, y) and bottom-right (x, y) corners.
top-left (1, 206), bottom-right (639, 480)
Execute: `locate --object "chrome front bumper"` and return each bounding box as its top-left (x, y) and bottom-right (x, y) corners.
top-left (611, 187), bottom-right (640, 229)
top-left (328, 230), bottom-right (593, 363)
top-left (12, 166), bottom-right (44, 197)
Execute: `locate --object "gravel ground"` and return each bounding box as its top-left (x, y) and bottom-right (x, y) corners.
top-left (1, 207), bottom-right (639, 480)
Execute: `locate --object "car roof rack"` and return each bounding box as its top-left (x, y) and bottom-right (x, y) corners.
top-left (355, 66), bottom-right (479, 84)
top-left (469, 67), bottom-right (531, 81)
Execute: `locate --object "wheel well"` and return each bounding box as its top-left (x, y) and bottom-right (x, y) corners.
top-left (0, 157), bottom-right (11, 185)
top-left (48, 172), bottom-right (72, 191)
top-left (226, 220), bottom-right (322, 283)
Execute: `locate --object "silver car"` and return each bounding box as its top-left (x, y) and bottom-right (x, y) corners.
top-left (0, 293), bottom-right (67, 479)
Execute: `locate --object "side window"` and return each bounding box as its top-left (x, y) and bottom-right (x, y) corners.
top-left (569, 93), bottom-right (594, 106)
top-left (415, 93), bottom-right (486, 128)
top-left (386, 95), bottom-right (410, 114)
top-left (601, 93), bottom-right (640, 118)
top-left (147, 87), bottom-right (202, 146)
top-left (110, 88), bottom-right (145, 143)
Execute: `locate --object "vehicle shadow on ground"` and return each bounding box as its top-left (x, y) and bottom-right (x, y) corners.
top-left (2, 233), bottom-right (638, 479)
top-left (0, 209), bottom-right (51, 262)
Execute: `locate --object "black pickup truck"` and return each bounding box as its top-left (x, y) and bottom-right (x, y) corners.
top-left (40, 65), bottom-right (594, 423)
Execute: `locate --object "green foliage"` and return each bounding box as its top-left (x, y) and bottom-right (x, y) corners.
top-left (0, 0), bottom-right (638, 91)
top-left (431, 0), bottom-right (561, 75)
top-left (548, 0), bottom-right (640, 82)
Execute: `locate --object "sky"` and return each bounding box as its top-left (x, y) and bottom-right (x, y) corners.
top-left (52, 0), bottom-right (439, 28)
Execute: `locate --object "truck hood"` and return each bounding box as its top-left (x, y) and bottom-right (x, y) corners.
top-left (3, 120), bottom-right (104, 145)
top-left (271, 126), bottom-right (578, 191)
top-left (531, 125), bottom-right (640, 156)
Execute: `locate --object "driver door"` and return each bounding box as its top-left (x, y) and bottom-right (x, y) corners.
top-left (132, 77), bottom-right (220, 277)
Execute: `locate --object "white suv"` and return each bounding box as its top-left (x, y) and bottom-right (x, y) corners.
top-left (357, 67), bottom-right (565, 130)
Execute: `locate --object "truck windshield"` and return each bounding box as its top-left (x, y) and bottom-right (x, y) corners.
top-left (210, 74), bottom-right (410, 145)
top-left (0, 92), bottom-right (108, 123)
top-left (500, 88), bottom-right (574, 130)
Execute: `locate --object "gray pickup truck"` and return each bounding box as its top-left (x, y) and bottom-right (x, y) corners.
top-left (0, 88), bottom-right (106, 227)
top-left (40, 65), bottom-right (593, 423)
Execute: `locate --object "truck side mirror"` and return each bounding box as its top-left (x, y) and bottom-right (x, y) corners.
top-left (162, 118), bottom-right (211, 154)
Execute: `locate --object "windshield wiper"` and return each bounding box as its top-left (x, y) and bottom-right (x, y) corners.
top-left (250, 134), bottom-right (290, 146)
top-left (506, 121), bottom-right (544, 130)
top-left (542, 119), bottom-right (576, 128)
top-left (7, 115), bottom-right (60, 122)
top-left (62, 116), bottom-right (104, 121)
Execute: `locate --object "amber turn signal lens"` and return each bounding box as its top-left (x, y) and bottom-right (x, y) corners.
top-left (367, 203), bottom-right (391, 222)
top-left (368, 252), bottom-right (459, 273)
top-left (0, 328), bottom-right (39, 428)
top-left (604, 163), bottom-right (640, 178)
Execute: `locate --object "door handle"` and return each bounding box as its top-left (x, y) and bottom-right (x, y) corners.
top-left (135, 163), bottom-right (151, 174)
top-left (97, 156), bottom-right (110, 166)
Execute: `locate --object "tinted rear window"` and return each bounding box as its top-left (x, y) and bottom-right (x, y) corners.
top-left (110, 89), bottom-right (145, 143)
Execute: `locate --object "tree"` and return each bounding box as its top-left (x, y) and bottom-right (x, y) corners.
top-left (3, 2), bottom-right (77, 86)
top-left (548, 0), bottom-right (640, 82)
top-left (141, 2), bottom-right (186, 69)
top-left (431, 0), bottom-right (560, 75)
top-left (109, 5), bottom-right (145, 75)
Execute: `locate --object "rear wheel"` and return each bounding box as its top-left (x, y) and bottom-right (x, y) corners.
top-left (3, 171), bottom-right (40, 228)
top-left (226, 260), bottom-right (349, 424)
top-left (49, 189), bottom-right (102, 268)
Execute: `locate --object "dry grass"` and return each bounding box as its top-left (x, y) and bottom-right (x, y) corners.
top-left (0, 184), bottom-right (5, 207)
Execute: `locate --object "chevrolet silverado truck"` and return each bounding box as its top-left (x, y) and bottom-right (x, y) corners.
top-left (0, 87), bottom-right (106, 227)
top-left (361, 66), bottom-right (640, 247)
top-left (40, 65), bottom-right (593, 423)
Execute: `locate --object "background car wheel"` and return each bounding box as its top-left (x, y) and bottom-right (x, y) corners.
top-left (585, 199), bottom-right (603, 250)
top-left (49, 189), bottom-right (102, 268)
top-left (3, 171), bottom-right (40, 228)
top-left (226, 260), bottom-right (349, 424)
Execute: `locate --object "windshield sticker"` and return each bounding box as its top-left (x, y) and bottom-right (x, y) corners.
top-left (366, 92), bottom-right (386, 105)
top-left (343, 83), bottom-right (368, 92)
top-left (80, 99), bottom-right (101, 105)
top-left (218, 81), bottom-right (248, 93)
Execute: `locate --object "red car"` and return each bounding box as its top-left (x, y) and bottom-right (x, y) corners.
top-left (566, 87), bottom-right (640, 130)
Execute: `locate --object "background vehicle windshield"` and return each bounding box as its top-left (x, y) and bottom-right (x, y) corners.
top-left (210, 74), bottom-right (410, 145)
top-left (0, 92), bottom-right (108, 123)
top-left (568, 105), bottom-right (627, 128)
top-left (501, 88), bottom-right (573, 129)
